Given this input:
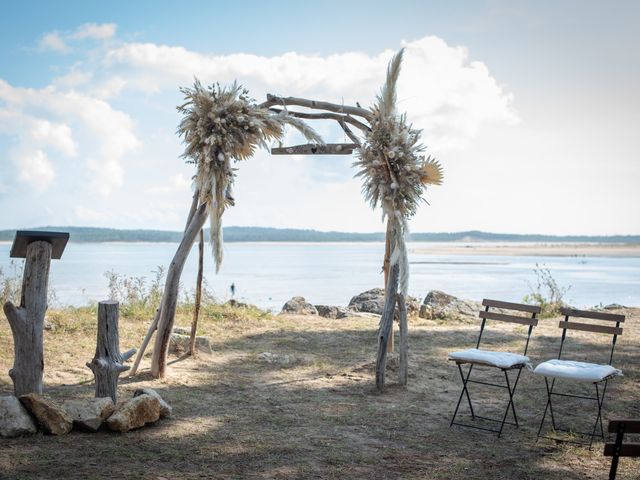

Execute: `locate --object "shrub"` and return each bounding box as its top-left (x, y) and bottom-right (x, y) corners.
top-left (523, 263), bottom-right (570, 317)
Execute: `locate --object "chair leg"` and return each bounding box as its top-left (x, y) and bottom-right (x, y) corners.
top-left (450, 364), bottom-right (475, 427)
top-left (537, 377), bottom-right (556, 441)
top-left (498, 369), bottom-right (519, 437)
top-left (589, 380), bottom-right (608, 449)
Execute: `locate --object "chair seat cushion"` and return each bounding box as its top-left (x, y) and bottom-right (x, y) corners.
top-left (533, 359), bottom-right (623, 382)
top-left (448, 348), bottom-right (531, 369)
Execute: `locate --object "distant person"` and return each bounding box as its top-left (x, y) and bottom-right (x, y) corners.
top-left (230, 283), bottom-right (236, 298)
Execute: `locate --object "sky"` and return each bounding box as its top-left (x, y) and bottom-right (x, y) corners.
top-left (0, 0), bottom-right (638, 235)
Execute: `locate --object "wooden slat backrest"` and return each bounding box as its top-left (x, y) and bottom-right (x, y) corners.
top-left (483, 299), bottom-right (541, 314)
top-left (561, 307), bottom-right (625, 323)
top-left (558, 321), bottom-right (623, 336)
top-left (480, 310), bottom-right (538, 327)
top-left (609, 419), bottom-right (640, 434)
top-left (604, 443), bottom-right (640, 457)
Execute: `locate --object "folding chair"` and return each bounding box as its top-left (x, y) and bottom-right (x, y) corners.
top-left (605, 419), bottom-right (640, 480)
top-left (534, 307), bottom-right (625, 448)
top-left (448, 299), bottom-right (540, 436)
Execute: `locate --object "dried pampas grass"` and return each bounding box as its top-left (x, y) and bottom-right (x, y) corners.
top-left (177, 79), bottom-right (322, 271)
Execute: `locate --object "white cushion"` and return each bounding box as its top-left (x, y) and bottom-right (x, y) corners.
top-left (448, 348), bottom-right (531, 369)
top-left (533, 359), bottom-right (622, 382)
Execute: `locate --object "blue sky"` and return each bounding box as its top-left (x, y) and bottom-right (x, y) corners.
top-left (0, 1), bottom-right (638, 234)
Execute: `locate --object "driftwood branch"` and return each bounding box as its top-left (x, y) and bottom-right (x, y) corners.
top-left (397, 293), bottom-right (408, 385)
top-left (86, 301), bottom-right (135, 402)
top-left (267, 108), bottom-right (370, 133)
top-left (262, 94), bottom-right (372, 121)
top-left (271, 143), bottom-right (357, 155)
top-left (4, 241), bottom-right (51, 396)
top-left (151, 202), bottom-right (209, 378)
top-left (189, 229), bottom-right (204, 356)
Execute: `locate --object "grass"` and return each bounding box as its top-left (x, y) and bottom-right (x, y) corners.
top-left (0, 304), bottom-right (638, 479)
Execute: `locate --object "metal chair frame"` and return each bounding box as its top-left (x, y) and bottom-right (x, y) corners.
top-left (449, 299), bottom-right (540, 437)
top-left (605, 419), bottom-right (640, 480)
top-left (536, 308), bottom-right (625, 449)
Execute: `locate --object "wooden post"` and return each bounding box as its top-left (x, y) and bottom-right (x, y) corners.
top-left (3, 241), bottom-right (51, 396)
top-left (189, 229), bottom-right (204, 356)
top-left (397, 293), bottom-right (408, 385)
top-left (376, 222), bottom-right (399, 390)
top-left (86, 301), bottom-right (136, 402)
top-left (383, 218), bottom-right (394, 354)
top-left (151, 202), bottom-right (209, 378)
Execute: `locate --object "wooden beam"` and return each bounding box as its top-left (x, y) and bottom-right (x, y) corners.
top-left (271, 143), bottom-right (357, 155)
top-left (262, 94), bottom-right (372, 121)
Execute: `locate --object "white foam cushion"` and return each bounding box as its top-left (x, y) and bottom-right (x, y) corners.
top-left (448, 348), bottom-right (531, 369)
top-left (533, 359), bottom-right (622, 382)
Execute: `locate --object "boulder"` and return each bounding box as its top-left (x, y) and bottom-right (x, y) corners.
top-left (105, 394), bottom-right (161, 432)
top-left (280, 296), bottom-right (318, 315)
top-left (19, 393), bottom-right (73, 435)
top-left (0, 396), bottom-right (37, 438)
top-left (314, 305), bottom-right (350, 319)
top-left (348, 288), bottom-right (386, 314)
top-left (419, 290), bottom-right (482, 320)
top-left (133, 388), bottom-right (172, 418)
top-left (172, 326), bottom-right (190, 335)
top-left (169, 333), bottom-right (213, 355)
top-left (61, 397), bottom-right (115, 432)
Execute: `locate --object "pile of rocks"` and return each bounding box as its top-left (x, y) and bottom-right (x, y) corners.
top-left (0, 388), bottom-right (171, 438)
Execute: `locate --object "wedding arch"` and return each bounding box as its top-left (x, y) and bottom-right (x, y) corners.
top-left (131, 49), bottom-right (443, 389)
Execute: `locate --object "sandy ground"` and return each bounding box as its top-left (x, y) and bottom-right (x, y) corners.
top-left (0, 307), bottom-right (638, 479)
top-left (410, 243), bottom-right (640, 257)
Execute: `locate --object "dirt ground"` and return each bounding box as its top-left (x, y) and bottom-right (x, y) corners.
top-left (0, 306), bottom-right (638, 479)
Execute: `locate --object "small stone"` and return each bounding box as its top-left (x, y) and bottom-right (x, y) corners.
top-left (172, 326), bottom-right (190, 335)
top-left (280, 296), bottom-right (318, 315)
top-left (61, 397), bottom-right (115, 432)
top-left (0, 396), bottom-right (37, 438)
top-left (43, 319), bottom-right (55, 331)
top-left (133, 388), bottom-right (172, 418)
top-left (19, 393), bottom-right (73, 435)
top-left (106, 394), bottom-right (161, 432)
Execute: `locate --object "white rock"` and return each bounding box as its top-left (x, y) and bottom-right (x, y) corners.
top-left (61, 397), bottom-right (115, 432)
top-left (0, 396), bottom-right (37, 438)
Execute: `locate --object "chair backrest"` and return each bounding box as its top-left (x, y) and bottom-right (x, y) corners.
top-left (604, 419), bottom-right (640, 479)
top-left (557, 307), bottom-right (625, 365)
top-left (475, 299), bottom-right (541, 355)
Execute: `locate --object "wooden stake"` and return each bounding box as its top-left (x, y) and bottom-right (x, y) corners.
top-left (397, 293), bottom-right (408, 386)
top-left (3, 241), bottom-right (51, 396)
top-left (86, 301), bottom-right (135, 402)
top-left (383, 219), bottom-right (394, 354)
top-left (189, 229), bottom-right (204, 357)
top-left (376, 221), bottom-right (398, 390)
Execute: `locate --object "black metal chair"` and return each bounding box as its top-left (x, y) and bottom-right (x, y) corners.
top-left (605, 419), bottom-right (640, 479)
top-left (448, 299), bottom-right (540, 436)
top-left (534, 307), bottom-right (625, 448)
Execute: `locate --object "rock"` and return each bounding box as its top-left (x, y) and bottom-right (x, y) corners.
top-left (348, 288), bottom-right (386, 314)
top-left (19, 393), bottom-right (73, 435)
top-left (257, 352), bottom-right (306, 366)
top-left (0, 396), bottom-right (37, 437)
top-left (172, 326), bottom-right (190, 335)
top-left (43, 319), bottom-right (55, 331)
top-left (105, 394), bottom-right (161, 432)
top-left (419, 290), bottom-right (482, 320)
top-left (314, 305), bottom-right (350, 319)
top-left (133, 388), bottom-right (172, 418)
top-left (280, 296), bottom-right (318, 315)
top-left (169, 333), bottom-right (213, 355)
top-left (61, 397), bottom-right (115, 432)
top-left (603, 303), bottom-right (626, 310)
top-left (224, 299), bottom-right (257, 309)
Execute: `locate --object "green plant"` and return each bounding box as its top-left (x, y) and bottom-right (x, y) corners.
top-left (104, 266), bottom-right (169, 317)
top-left (0, 261), bottom-right (22, 306)
top-left (523, 263), bottom-right (570, 317)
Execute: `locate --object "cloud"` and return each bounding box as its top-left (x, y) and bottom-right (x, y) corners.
top-left (71, 23), bottom-right (117, 40)
top-left (39, 32), bottom-right (68, 52)
top-left (105, 35), bottom-right (517, 149)
top-left (15, 149), bottom-right (56, 191)
top-left (39, 23), bottom-right (116, 53)
top-left (0, 80), bottom-right (140, 195)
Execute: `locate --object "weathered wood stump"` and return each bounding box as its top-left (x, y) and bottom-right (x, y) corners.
top-left (86, 301), bottom-right (136, 402)
top-left (3, 241), bottom-right (51, 396)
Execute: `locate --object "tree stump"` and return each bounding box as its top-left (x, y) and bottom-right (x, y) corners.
top-left (3, 241), bottom-right (51, 396)
top-left (86, 301), bottom-right (136, 402)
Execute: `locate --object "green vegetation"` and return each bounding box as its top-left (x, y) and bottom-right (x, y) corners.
top-left (523, 263), bottom-right (570, 317)
top-left (1, 226), bottom-right (639, 243)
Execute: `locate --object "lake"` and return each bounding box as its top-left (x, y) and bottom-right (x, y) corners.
top-left (1, 242), bottom-right (639, 311)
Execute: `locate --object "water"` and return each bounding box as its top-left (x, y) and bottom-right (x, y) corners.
top-left (1, 242), bottom-right (639, 311)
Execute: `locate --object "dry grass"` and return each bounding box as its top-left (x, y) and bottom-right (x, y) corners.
top-left (0, 305), bottom-right (638, 479)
